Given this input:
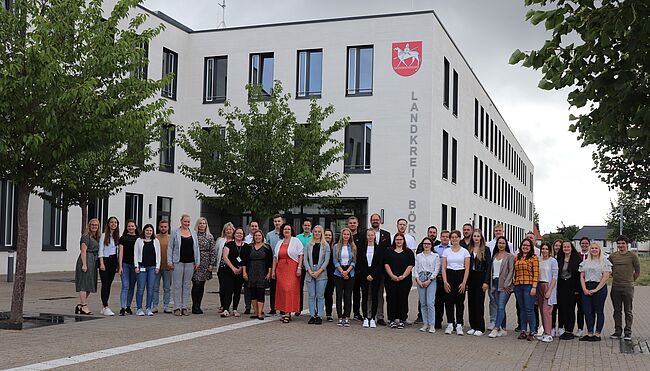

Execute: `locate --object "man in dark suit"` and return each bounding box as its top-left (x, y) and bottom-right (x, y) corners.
top-left (368, 213), bottom-right (391, 325)
top-left (348, 216), bottom-right (365, 321)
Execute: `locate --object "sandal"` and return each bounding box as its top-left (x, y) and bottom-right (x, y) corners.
top-left (282, 316), bottom-right (290, 323)
top-left (221, 310), bottom-right (229, 318)
top-left (79, 304), bottom-right (93, 315)
top-left (233, 310), bottom-right (241, 317)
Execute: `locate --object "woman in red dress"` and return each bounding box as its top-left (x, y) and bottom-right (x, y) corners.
top-left (272, 223), bottom-right (304, 323)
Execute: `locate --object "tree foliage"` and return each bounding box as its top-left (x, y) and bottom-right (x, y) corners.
top-left (179, 82), bottom-right (349, 222)
top-left (511, 0), bottom-right (650, 203)
top-left (0, 0), bottom-right (169, 324)
top-left (542, 222), bottom-right (581, 242)
top-left (606, 190), bottom-right (650, 242)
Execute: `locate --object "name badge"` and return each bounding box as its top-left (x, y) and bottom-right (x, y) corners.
top-left (236, 257), bottom-right (242, 263)
top-left (313, 265), bottom-right (319, 271)
top-left (140, 267), bottom-right (146, 272)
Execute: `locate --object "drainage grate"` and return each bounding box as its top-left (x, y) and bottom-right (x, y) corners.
top-left (40, 278), bottom-right (75, 283)
top-left (620, 338), bottom-right (650, 354)
top-left (41, 296), bottom-right (77, 301)
top-left (0, 312), bottom-right (101, 330)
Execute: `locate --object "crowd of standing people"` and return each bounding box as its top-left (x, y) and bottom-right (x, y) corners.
top-left (74, 213), bottom-right (641, 342)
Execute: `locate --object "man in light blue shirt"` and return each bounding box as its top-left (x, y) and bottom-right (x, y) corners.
top-left (434, 230), bottom-right (451, 329)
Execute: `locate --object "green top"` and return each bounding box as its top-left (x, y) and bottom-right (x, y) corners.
top-left (609, 251), bottom-right (640, 287)
top-left (296, 232), bottom-right (313, 248)
top-left (80, 234), bottom-right (100, 254)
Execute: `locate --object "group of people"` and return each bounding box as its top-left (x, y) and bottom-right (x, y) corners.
top-left (74, 213), bottom-right (641, 342)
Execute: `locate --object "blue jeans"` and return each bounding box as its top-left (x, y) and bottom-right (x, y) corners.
top-left (582, 282), bottom-right (607, 334)
top-left (494, 287), bottom-right (511, 329)
top-left (306, 278), bottom-right (328, 317)
top-left (417, 281), bottom-right (437, 325)
top-left (136, 267), bottom-right (157, 310)
top-left (153, 269), bottom-right (172, 309)
top-left (514, 284), bottom-right (536, 332)
top-left (120, 263), bottom-right (136, 308)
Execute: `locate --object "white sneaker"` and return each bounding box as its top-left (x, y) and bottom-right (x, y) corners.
top-left (541, 335), bottom-right (553, 343)
top-left (558, 328), bottom-right (565, 336)
top-left (474, 330), bottom-right (484, 337)
top-left (102, 307), bottom-right (115, 316)
top-left (488, 329), bottom-right (499, 338)
top-left (487, 321), bottom-right (495, 330)
top-left (136, 309), bottom-right (145, 316)
top-left (575, 329), bottom-right (584, 337)
top-left (551, 328), bottom-right (556, 337)
top-left (146, 309), bottom-right (154, 316)
top-left (445, 324), bottom-right (454, 334)
top-left (456, 324), bottom-right (464, 335)
top-left (363, 319), bottom-right (369, 328)
top-left (497, 329), bottom-right (508, 337)
top-left (369, 319), bottom-right (376, 328)
top-left (467, 329), bottom-right (475, 335)
top-left (419, 325), bottom-right (428, 332)
top-left (428, 327), bottom-right (436, 334)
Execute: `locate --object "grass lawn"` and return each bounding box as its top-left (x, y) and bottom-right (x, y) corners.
top-left (636, 256), bottom-right (650, 286)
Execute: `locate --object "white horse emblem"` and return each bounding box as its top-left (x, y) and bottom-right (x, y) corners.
top-left (393, 43), bottom-right (420, 67)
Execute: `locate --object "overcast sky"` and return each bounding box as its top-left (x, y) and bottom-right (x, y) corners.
top-left (142, 0), bottom-right (614, 233)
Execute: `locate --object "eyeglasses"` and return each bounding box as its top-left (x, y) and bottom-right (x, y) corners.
top-left (423, 242), bottom-right (432, 246)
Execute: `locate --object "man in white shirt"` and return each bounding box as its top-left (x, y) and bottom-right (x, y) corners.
top-left (369, 213), bottom-right (391, 326)
top-left (391, 218), bottom-right (416, 252)
top-left (244, 220), bottom-right (260, 244)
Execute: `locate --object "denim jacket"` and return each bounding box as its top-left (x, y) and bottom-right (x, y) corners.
top-left (332, 243), bottom-right (356, 278)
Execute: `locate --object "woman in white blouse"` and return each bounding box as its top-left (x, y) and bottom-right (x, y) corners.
top-left (578, 243), bottom-right (612, 341)
top-left (537, 242), bottom-right (558, 342)
top-left (415, 237), bottom-right (441, 333)
top-left (442, 230), bottom-right (470, 335)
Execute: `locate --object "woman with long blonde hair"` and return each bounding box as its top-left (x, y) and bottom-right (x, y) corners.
top-left (578, 243), bottom-right (612, 341)
top-left (75, 218), bottom-right (101, 315)
top-left (303, 225), bottom-right (331, 324)
top-left (216, 222), bottom-right (235, 313)
top-left (333, 227), bottom-right (357, 327)
top-left (191, 217), bottom-right (216, 314)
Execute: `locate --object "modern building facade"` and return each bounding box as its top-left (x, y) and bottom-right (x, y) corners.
top-left (0, 3), bottom-right (534, 273)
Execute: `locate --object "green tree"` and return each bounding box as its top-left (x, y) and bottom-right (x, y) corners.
top-left (179, 82), bottom-right (349, 225)
top-left (533, 210), bottom-right (540, 230)
top-left (510, 0), bottom-right (650, 203)
top-left (606, 191), bottom-right (650, 242)
top-left (0, 0), bottom-right (169, 325)
top-left (557, 223), bottom-right (580, 241)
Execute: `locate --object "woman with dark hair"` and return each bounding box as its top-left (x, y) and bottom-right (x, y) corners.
top-left (488, 236), bottom-right (514, 338)
top-left (514, 238), bottom-right (539, 341)
top-left (118, 219), bottom-right (139, 316)
top-left (272, 223), bottom-right (304, 323)
top-left (358, 229), bottom-right (384, 328)
top-left (384, 233), bottom-right (415, 329)
top-left (414, 237), bottom-right (440, 333)
top-left (134, 224), bottom-right (161, 316)
top-left (191, 217), bottom-right (216, 314)
top-left (98, 216), bottom-right (120, 316)
top-left (323, 228), bottom-right (336, 322)
top-left (537, 242), bottom-right (558, 342)
top-left (216, 222), bottom-right (235, 314)
top-left (242, 230), bottom-right (273, 320)
top-left (221, 227), bottom-right (248, 318)
top-left (75, 218), bottom-right (101, 315)
top-left (556, 240), bottom-right (581, 339)
top-left (442, 230), bottom-right (470, 335)
top-left (467, 228), bottom-right (491, 336)
top-left (333, 228), bottom-right (357, 327)
top-left (551, 239), bottom-right (562, 335)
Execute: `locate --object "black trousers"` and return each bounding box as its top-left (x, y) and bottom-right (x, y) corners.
top-left (435, 278), bottom-right (446, 327)
top-left (217, 269), bottom-right (226, 308)
top-left (467, 270), bottom-right (486, 332)
top-left (221, 270), bottom-right (244, 311)
top-left (557, 278), bottom-right (577, 332)
top-left (360, 276), bottom-right (381, 319)
top-left (191, 280), bottom-right (206, 310)
top-left (335, 276), bottom-right (354, 318)
top-left (386, 278), bottom-right (411, 322)
top-left (269, 279), bottom-right (276, 311)
top-left (99, 254), bottom-right (118, 307)
top-left (445, 269), bottom-right (466, 326)
top-left (353, 273), bottom-right (362, 316)
top-left (299, 267), bottom-right (306, 312)
top-left (576, 292), bottom-right (585, 330)
top-left (325, 274), bottom-right (335, 316)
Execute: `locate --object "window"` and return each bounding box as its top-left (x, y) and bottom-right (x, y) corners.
top-left (474, 99), bottom-right (479, 137)
top-left (480, 106), bottom-right (484, 143)
top-left (441, 204), bottom-right (448, 230)
top-left (479, 160), bottom-right (484, 197)
top-left (161, 48), bottom-right (178, 100)
top-left (344, 122), bottom-right (372, 173)
top-left (132, 41), bottom-right (149, 80)
top-left (297, 49), bottom-right (322, 98)
top-left (125, 193), bottom-right (143, 228)
top-left (490, 120), bottom-right (495, 153)
top-left (42, 196), bottom-right (67, 251)
top-left (346, 46), bottom-right (373, 96)
top-left (473, 156), bottom-right (478, 194)
top-left (451, 206), bottom-right (457, 230)
top-left (1, 180), bottom-right (16, 250)
top-left (159, 124), bottom-right (175, 172)
top-left (443, 58), bottom-right (450, 108)
top-left (452, 70), bottom-right (458, 116)
top-left (442, 130), bottom-right (449, 180)
top-left (249, 52), bottom-right (274, 99)
top-left (201, 126), bottom-right (226, 166)
top-left (88, 198), bottom-right (108, 228)
top-left (204, 56), bottom-right (227, 103)
top-left (489, 168), bottom-right (494, 202)
top-left (484, 163), bottom-right (489, 200)
top-left (485, 113), bottom-right (490, 149)
top-left (157, 197), bottom-right (172, 226)
top-left (530, 173), bottom-right (534, 192)
top-left (451, 137), bottom-right (457, 184)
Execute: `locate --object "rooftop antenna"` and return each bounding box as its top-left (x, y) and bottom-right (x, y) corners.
top-left (217, 0), bottom-right (226, 29)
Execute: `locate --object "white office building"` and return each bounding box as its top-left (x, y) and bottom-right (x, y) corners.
top-left (0, 4), bottom-right (534, 273)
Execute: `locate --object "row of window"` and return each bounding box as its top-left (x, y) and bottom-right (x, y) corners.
top-left (475, 213), bottom-right (525, 245)
top-left (474, 99), bottom-right (528, 186)
top-left (157, 46), bottom-right (374, 102)
top-left (443, 58), bottom-right (459, 116)
top-left (473, 156), bottom-right (528, 219)
top-left (440, 203), bottom-right (457, 231)
top-left (441, 130), bottom-right (458, 183)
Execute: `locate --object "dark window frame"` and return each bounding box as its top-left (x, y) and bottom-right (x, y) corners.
top-left (156, 196), bottom-right (172, 226)
top-left (125, 193), bottom-right (144, 229)
top-left (203, 55), bottom-right (228, 104)
top-left (344, 122), bottom-right (372, 174)
top-left (296, 49), bottom-right (323, 99)
top-left (441, 204), bottom-right (448, 230)
top-left (87, 197), bottom-right (109, 229)
top-left (159, 124), bottom-right (176, 173)
top-left (452, 69), bottom-right (458, 116)
top-left (133, 41), bottom-right (149, 80)
top-left (443, 58), bottom-right (450, 108)
top-left (451, 137), bottom-right (457, 184)
top-left (473, 156), bottom-right (478, 194)
top-left (42, 196), bottom-right (68, 251)
top-left (249, 52), bottom-right (275, 100)
top-left (0, 179), bottom-right (17, 251)
top-left (442, 130), bottom-right (449, 180)
top-left (451, 206), bottom-right (457, 230)
top-left (161, 47), bottom-right (178, 100)
top-left (474, 99), bottom-right (479, 137)
top-left (346, 45), bottom-right (374, 97)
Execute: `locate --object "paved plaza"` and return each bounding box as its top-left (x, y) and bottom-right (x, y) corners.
top-left (1, 272), bottom-right (649, 370)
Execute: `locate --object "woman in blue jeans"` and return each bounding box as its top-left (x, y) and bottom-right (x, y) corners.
top-left (118, 220), bottom-right (139, 316)
top-left (513, 238), bottom-right (539, 341)
top-left (303, 225), bottom-right (331, 324)
top-left (488, 236), bottom-right (514, 338)
top-left (414, 237), bottom-right (440, 333)
top-left (578, 243), bottom-right (612, 341)
top-left (134, 224), bottom-right (161, 316)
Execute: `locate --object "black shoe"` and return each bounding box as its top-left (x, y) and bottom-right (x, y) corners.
top-left (579, 335), bottom-right (592, 342)
top-left (192, 307), bottom-right (203, 314)
top-left (308, 316), bottom-right (316, 324)
top-left (250, 315), bottom-right (258, 319)
top-left (560, 332), bottom-right (575, 340)
top-left (315, 317), bottom-right (323, 325)
top-left (326, 316), bottom-right (334, 322)
top-left (244, 309), bottom-right (251, 315)
top-left (294, 312), bottom-right (301, 316)
top-left (269, 309), bottom-right (277, 315)
top-left (414, 315), bottom-right (423, 324)
top-left (377, 319), bottom-right (387, 326)
top-left (610, 333), bottom-right (622, 339)
top-left (125, 307), bottom-right (133, 315)
top-left (590, 336), bottom-right (601, 342)
top-left (434, 323), bottom-right (442, 329)
top-left (119, 308), bottom-right (126, 316)
top-left (354, 314), bottom-right (363, 321)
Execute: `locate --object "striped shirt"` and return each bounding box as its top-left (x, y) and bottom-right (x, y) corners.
top-left (514, 255), bottom-right (539, 286)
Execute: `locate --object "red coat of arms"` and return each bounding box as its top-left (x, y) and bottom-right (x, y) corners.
top-left (392, 41), bottom-right (422, 77)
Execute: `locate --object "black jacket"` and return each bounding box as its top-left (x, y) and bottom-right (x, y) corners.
top-left (469, 247), bottom-right (492, 285)
top-left (356, 243), bottom-right (385, 280)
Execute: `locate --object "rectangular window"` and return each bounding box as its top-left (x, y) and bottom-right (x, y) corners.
top-left (484, 163), bottom-right (489, 200)
top-left (42, 196), bottom-right (67, 251)
top-left (479, 160), bottom-right (484, 197)
top-left (442, 130), bottom-right (449, 180)
top-left (297, 49), bottom-right (323, 98)
top-left (490, 120), bottom-right (495, 153)
top-left (443, 58), bottom-right (450, 108)
top-left (156, 196), bottom-right (172, 226)
top-left (452, 70), bottom-right (458, 116)
top-left (346, 46), bottom-right (373, 96)
top-left (161, 48), bottom-right (178, 100)
top-left (132, 41), bottom-right (149, 80)
top-left (344, 122), bottom-right (372, 173)
top-left (530, 173), bottom-right (534, 192)
top-left (87, 198), bottom-right (108, 228)
top-left (204, 56), bottom-right (227, 103)
top-left (159, 124), bottom-right (175, 173)
top-left (451, 206), bottom-right (457, 230)
top-left (0, 180), bottom-right (16, 250)
top-left (485, 113), bottom-right (490, 149)
top-left (489, 168), bottom-right (494, 202)
top-left (480, 106), bottom-right (484, 143)
top-left (479, 215), bottom-right (483, 231)
top-left (249, 52), bottom-right (275, 99)
top-left (451, 137), bottom-right (457, 184)
top-left (125, 193), bottom-right (143, 229)
top-left (473, 156), bottom-right (478, 194)
top-left (474, 99), bottom-right (479, 137)
top-left (441, 204), bottom-right (448, 230)
top-left (201, 126), bottom-right (226, 166)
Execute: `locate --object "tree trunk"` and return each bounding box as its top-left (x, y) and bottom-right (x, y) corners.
top-left (9, 182), bottom-right (31, 324)
top-left (79, 199), bottom-right (88, 235)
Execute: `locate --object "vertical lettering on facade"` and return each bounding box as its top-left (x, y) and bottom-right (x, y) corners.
top-left (408, 91), bottom-right (419, 236)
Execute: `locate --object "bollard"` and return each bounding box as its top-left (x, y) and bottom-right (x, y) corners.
top-left (7, 250), bottom-right (14, 283)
